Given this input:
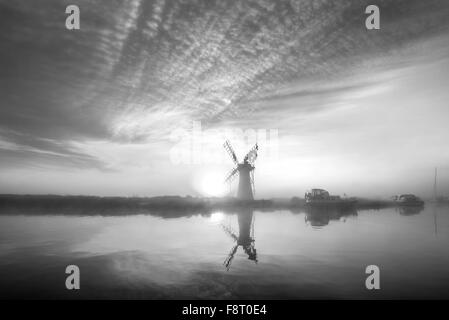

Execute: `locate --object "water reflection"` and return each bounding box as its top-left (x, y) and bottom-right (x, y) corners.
top-left (304, 206), bottom-right (358, 227)
top-left (396, 206), bottom-right (425, 216)
top-left (1, 204), bottom-right (449, 299)
top-left (434, 206), bottom-right (438, 236)
top-left (220, 206), bottom-right (361, 270)
top-left (221, 208), bottom-right (257, 270)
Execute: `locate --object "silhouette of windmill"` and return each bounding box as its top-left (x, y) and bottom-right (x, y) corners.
top-left (221, 209), bottom-right (257, 271)
top-left (223, 140), bottom-right (258, 200)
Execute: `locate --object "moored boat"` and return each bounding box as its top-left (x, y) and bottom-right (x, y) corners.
top-left (393, 194), bottom-right (424, 206)
top-left (305, 188), bottom-right (357, 208)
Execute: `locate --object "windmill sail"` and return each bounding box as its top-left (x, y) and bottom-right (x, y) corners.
top-left (224, 167), bottom-right (238, 183)
top-left (243, 143), bottom-right (258, 165)
top-left (223, 140), bottom-right (239, 165)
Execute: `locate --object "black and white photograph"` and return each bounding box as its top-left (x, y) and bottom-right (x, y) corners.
top-left (1, 0), bottom-right (449, 307)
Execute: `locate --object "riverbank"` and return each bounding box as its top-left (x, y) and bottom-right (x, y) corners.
top-left (0, 194), bottom-right (399, 216)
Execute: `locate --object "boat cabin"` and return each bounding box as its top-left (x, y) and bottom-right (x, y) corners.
top-left (305, 189), bottom-right (341, 201)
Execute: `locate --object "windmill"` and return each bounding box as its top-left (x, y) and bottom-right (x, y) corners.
top-left (223, 140), bottom-right (258, 200)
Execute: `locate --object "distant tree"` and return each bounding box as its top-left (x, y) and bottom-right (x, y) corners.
top-left (290, 196), bottom-right (302, 206)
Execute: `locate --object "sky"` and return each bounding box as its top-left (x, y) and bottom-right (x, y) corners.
top-left (1, 0), bottom-right (449, 199)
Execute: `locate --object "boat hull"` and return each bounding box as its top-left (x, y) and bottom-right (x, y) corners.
top-left (305, 199), bottom-right (357, 208)
top-left (395, 201), bottom-right (424, 207)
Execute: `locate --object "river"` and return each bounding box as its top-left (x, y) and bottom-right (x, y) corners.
top-left (0, 205), bottom-right (448, 299)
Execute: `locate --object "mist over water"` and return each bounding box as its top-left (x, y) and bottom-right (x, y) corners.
top-left (1, 205), bottom-right (448, 299)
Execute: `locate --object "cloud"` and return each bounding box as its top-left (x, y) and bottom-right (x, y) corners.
top-left (0, 129), bottom-right (107, 170)
top-left (1, 0), bottom-right (449, 195)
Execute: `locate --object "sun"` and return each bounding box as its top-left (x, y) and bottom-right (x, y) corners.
top-left (210, 212), bottom-right (225, 223)
top-left (193, 170), bottom-right (228, 197)
top-left (200, 172), bottom-right (227, 197)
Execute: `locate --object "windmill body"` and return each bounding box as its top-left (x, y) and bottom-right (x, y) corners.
top-left (223, 140), bottom-right (258, 200)
top-left (237, 162), bottom-right (254, 200)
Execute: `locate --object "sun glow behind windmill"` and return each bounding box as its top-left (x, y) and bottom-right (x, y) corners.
top-left (223, 140), bottom-right (259, 200)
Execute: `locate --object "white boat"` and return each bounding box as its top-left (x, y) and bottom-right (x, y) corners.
top-left (305, 189), bottom-right (357, 207)
top-left (393, 194), bottom-right (424, 206)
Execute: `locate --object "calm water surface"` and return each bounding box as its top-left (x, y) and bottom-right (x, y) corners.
top-left (0, 205), bottom-right (448, 299)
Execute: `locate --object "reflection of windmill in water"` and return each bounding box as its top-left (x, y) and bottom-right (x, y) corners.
top-left (221, 208), bottom-right (257, 271)
top-left (223, 140), bottom-right (258, 200)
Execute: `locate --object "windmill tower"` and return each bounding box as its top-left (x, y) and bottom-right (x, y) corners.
top-left (223, 140), bottom-right (258, 200)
